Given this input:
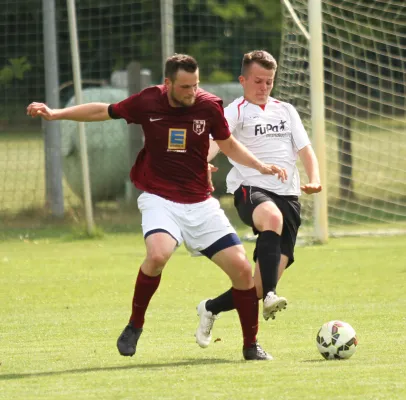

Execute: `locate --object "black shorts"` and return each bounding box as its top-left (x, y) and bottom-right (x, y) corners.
top-left (234, 185), bottom-right (301, 267)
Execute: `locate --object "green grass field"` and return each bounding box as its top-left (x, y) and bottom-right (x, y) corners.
top-left (1, 232), bottom-right (405, 399)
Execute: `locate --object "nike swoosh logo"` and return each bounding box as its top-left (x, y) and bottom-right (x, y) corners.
top-left (150, 117), bottom-right (163, 122)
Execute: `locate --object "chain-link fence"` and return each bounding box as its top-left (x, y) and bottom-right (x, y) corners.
top-left (0, 0), bottom-right (280, 226)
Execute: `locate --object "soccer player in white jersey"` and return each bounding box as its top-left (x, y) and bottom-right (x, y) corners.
top-left (195, 50), bottom-right (322, 350)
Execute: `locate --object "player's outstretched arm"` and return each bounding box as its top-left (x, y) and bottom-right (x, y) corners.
top-left (26, 102), bottom-right (111, 122)
top-left (216, 135), bottom-right (287, 182)
top-left (299, 144), bottom-right (322, 194)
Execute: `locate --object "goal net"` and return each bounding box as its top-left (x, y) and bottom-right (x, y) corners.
top-left (0, 0), bottom-right (161, 216)
top-left (278, 0), bottom-right (406, 237)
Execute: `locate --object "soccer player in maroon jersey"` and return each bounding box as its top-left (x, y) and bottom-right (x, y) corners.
top-left (27, 54), bottom-right (287, 361)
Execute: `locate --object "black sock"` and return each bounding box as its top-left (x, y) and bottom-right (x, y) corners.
top-left (205, 288), bottom-right (234, 315)
top-left (256, 230), bottom-right (281, 299)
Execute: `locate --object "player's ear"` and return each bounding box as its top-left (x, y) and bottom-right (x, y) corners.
top-left (164, 77), bottom-right (171, 88)
top-left (238, 75), bottom-right (245, 86)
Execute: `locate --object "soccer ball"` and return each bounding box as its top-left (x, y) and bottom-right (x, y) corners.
top-left (316, 320), bottom-right (358, 360)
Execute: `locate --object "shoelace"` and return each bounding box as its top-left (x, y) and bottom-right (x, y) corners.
top-left (203, 315), bottom-right (217, 335)
top-left (255, 344), bottom-right (268, 358)
top-left (265, 293), bottom-right (277, 303)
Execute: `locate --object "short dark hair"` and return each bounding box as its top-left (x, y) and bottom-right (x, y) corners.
top-left (241, 50), bottom-right (277, 76)
top-left (164, 54), bottom-right (199, 81)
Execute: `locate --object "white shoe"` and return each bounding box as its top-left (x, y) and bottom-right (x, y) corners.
top-left (195, 300), bottom-right (218, 348)
top-left (263, 291), bottom-right (288, 321)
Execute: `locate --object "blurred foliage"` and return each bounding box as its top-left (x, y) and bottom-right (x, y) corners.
top-left (0, 57), bottom-right (31, 86)
top-left (207, 70), bottom-right (234, 83)
top-left (0, 0), bottom-right (281, 108)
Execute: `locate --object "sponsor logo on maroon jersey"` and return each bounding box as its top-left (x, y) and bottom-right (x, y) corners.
top-left (168, 128), bottom-right (187, 152)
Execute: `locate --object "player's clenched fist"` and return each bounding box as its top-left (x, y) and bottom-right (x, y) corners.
top-left (26, 102), bottom-right (55, 120)
top-left (300, 182), bottom-right (322, 194)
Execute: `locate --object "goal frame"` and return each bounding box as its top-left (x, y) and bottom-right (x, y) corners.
top-left (282, 0), bottom-right (329, 243)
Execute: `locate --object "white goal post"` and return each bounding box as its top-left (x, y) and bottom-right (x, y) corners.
top-left (66, 0), bottom-right (95, 234)
top-left (279, 0), bottom-right (406, 240)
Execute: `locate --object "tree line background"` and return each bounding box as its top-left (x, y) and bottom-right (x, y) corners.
top-left (1, 0), bottom-right (404, 128)
top-left (0, 0), bottom-right (281, 127)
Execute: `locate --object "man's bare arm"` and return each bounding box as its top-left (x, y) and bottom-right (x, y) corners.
top-left (216, 135), bottom-right (287, 181)
top-left (26, 102), bottom-right (111, 122)
top-left (298, 144), bottom-right (322, 194)
top-left (207, 139), bottom-right (221, 162)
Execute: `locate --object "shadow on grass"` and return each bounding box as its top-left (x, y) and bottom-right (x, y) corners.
top-left (3, 195), bottom-right (404, 242)
top-left (0, 197), bottom-right (246, 242)
top-left (0, 205), bottom-right (143, 242)
top-left (0, 358), bottom-right (237, 381)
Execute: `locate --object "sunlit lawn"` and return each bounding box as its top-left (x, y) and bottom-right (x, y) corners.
top-left (0, 233), bottom-right (405, 399)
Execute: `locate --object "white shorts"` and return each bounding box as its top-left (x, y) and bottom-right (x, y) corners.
top-left (137, 192), bottom-right (238, 254)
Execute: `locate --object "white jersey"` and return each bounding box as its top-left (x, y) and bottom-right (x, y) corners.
top-left (224, 96), bottom-right (311, 196)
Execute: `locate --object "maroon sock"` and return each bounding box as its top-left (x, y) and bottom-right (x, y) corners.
top-left (232, 287), bottom-right (259, 348)
top-left (129, 269), bottom-right (161, 329)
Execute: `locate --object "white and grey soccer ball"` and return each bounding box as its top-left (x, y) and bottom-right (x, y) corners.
top-left (316, 320), bottom-right (358, 360)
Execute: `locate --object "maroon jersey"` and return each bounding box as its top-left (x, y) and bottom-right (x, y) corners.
top-left (109, 85), bottom-right (230, 203)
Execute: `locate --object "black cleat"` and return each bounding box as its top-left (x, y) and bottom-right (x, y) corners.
top-left (243, 342), bottom-right (273, 361)
top-left (117, 324), bottom-right (143, 357)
